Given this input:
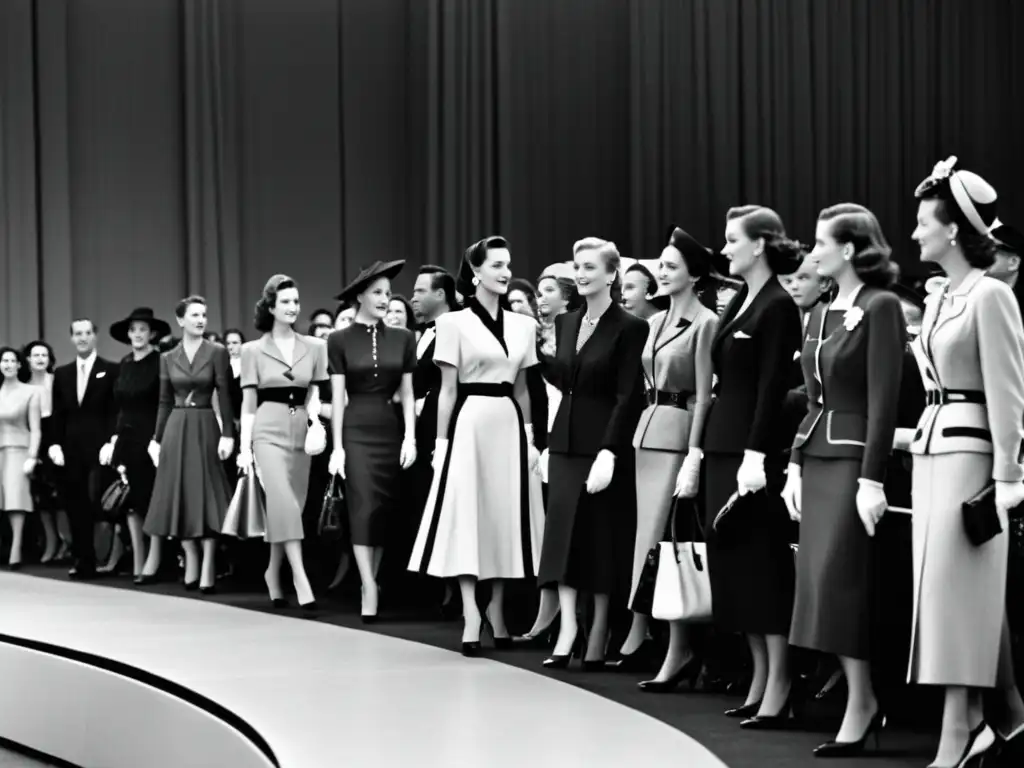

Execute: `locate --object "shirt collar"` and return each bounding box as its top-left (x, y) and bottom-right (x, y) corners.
top-left (79, 350), bottom-right (97, 369)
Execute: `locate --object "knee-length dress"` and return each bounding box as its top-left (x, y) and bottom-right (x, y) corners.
top-left (241, 334), bottom-right (328, 544)
top-left (629, 306), bottom-right (717, 605)
top-left (328, 321), bottom-right (416, 546)
top-left (111, 351), bottom-right (161, 518)
top-left (145, 341), bottom-right (235, 539)
top-left (907, 271), bottom-right (1024, 687)
top-left (701, 280), bottom-right (801, 636)
top-left (408, 302), bottom-right (545, 580)
top-left (538, 303), bottom-right (649, 596)
top-left (787, 287), bottom-right (904, 660)
top-left (0, 383), bottom-right (41, 512)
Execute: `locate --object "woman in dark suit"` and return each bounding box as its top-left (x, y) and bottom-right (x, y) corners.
top-left (702, 206), bottom-right (803, 725)
top-left (781, 204), bottom-right (904, 755)
top-left (537, 237), bottom-right (649, 669)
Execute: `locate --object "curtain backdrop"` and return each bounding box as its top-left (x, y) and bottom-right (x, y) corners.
top-left (2, 0), bottom-right (1021, 358)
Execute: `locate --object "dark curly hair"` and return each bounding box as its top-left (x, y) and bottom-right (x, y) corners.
top-left (915, 176), bottom-right (997, 269)
top-left (818, 204), bottom-right (899, 288)
top-left (20, 340), bottom-right (56, 380)
top-left (726, 205), bottom-right (803, 276)
top-left (457, 237), bottom-right (512, 310)
top-left (536, 274), bottom-right (581, 312)
top-left (174, 294), bottom-right (207, 319)
top-left (254, 275), bottom-right (298, 333)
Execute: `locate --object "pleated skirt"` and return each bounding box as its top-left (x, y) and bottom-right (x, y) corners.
top-left (145, 409), bottom-right (232, 539)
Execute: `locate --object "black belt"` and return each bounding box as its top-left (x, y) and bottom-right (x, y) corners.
top-left (646, 389), bottom-right (693, 409)
top-left (173, 403), bottom-right (212, 410)
top-left (925, 388), bottom-right (986, 406)
top-left (459, 383), bottom-right (513, 398)
top-left (257, 386), bottom-right (308, 407)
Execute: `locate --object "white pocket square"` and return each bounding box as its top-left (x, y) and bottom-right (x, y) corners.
top-left (95, 371), bottom-right (106, 378)
top-left (733, 330), bottom-right (752, 339)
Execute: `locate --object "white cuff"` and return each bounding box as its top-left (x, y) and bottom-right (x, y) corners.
top-left (743, 450), bottom-right (765, 465)
top-left (857, 478), bottom-right (884, 490)
top-left (687, 447), bottom-right (704, 460)
top-left (786, 463), bottom-right (801, 479)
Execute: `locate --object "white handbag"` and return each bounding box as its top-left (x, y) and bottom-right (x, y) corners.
top-left (304, 418), bottom-right (327, 456)
top-left (651, 500), bottom-right (713, 623)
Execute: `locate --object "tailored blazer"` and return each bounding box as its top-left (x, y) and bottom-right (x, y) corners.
top-left (413, 322), bottom-right (442, 448)
top-left (632, 304), bottom-right (718, 453)
top-left (153, 340), bottom-right (236, 443)
top-left (909, 269), bottom-right (1024, 482)
top-left (50, 355), bottom-right (120, 464)
top-left (545, 303), bottom-right (649, 457)
top-left (702, 279), bottom-right (802, 457)
top-left (790, 285), bottom-right (906, 483)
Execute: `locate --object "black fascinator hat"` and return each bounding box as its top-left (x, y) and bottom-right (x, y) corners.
top-left (335, 260), bottom-right (405, 302)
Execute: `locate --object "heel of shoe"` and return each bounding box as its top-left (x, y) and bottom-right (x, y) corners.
top-left (462, 641), bottom-right (482, 658)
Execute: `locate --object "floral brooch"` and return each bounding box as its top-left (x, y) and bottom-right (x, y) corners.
top-left (843, 306), bottom-right (865, 331)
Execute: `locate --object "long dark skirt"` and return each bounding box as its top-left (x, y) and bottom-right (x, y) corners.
top-left (791, 456), bottom-right (875, 659)
top-left (113, 434), bottom-right (157, 519)
top-left (343, 397), bottom-right (401, 547)
top-left (704, 453), bottom-right (794, 636)
top-left (538, 452), bottom-right (636, 597)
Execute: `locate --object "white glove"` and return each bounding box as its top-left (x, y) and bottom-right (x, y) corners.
top-left (98, 441), bottom-right (115, 466)
top-left (236, 448), bottom-right (254, 474)
top-left (539, 448), bottom-right (550, 483)
top-left (736, 450), bottom-right (767, 495)
top-left (892, 428), bottom-right (915, 452)
top-left (524, 423), bottom-right (541, 475)
top-left (400, 437), bottom-right (417, 469)
top-left (147, 440), bottom-right (161, 468)
top-left (674, 448), bottom-right (703, 498)
top-left (586, 449), bottom-right (616, 494)
top-left (855, 479), bottom-right (887, 537)
top-left (48, 444), bottom-right (65, 467)
top-left (431, 438), bottom-right (449, 474)
top-left (22, 458), bottom-right (38, 476)
top-left (327, 448), bottom-right (346, 479)
top-left (415, 398), bottom-right (425, 418)
top-left (217, 437), bottom-right (235, 461)
top-left (994, 480), bottom-right (1024, 516)
top-left (781, 463), bottom-right (802, 522)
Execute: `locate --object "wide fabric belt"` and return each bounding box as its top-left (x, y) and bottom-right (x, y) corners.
top-left (459, 382), bottom-right (513, 398)
top-left (925, 388), bottom-right (985, 406)
top-left (646, 389), bottom-right (693, 409)
top-left (257, 386), bottom-right (308, 407)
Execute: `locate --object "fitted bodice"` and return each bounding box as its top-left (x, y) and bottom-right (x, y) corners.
top-left (0, 384), bottom-right (38, 448)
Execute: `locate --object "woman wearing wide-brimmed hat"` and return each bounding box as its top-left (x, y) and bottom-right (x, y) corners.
top-left (96, 308), bottom-right (169, 578)
top-left (327, 259), bottom-right (418, 622)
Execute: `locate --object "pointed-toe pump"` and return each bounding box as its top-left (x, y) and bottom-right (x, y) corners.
top-left (605, 639), bottom-right (657, 673)
top-left (542, 634), bottom-right (584, 670)
top-left (725, 700), bottom-right (762, 719)
top-left (483, 619), bottom-right (513, 650)
top-left (740, 689), bottom-right (801, 730)
top-left (813, 710), bottom-right (886, 757)
top-left (638, 657), bottom-right (703, 693)
top-left (513, 616), bottom-right (560, 649)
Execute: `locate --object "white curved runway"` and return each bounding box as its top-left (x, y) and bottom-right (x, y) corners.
top-left (0, 574), bottom-right (727, 768)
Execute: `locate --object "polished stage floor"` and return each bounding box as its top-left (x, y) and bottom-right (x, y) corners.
top-left (0, 573), bottom-right (726, 768)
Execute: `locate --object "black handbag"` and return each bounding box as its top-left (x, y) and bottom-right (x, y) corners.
top-left (962, 484), bottom-right (1003, 547)
top-left (318, 475), bottom-right (346, 540)
top-left (98, 466), bottom-right (131, 522)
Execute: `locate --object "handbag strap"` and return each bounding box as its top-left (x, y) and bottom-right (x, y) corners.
top-left (667, 498), bottom-right (707, 570)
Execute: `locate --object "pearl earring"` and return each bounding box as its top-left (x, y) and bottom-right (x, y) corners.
top-left (472, 276), bottom-right (480, 286)
top-left (950, 239), bottom-right (957, 248)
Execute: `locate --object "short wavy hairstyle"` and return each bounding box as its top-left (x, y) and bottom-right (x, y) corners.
top-left (818, 204), bottom-right (899, 288)
top-left (254, 275), bottom-right (298, 333)
top-left (725, 205), bottom-right (803, 276)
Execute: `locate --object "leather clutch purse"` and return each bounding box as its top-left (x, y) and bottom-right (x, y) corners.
top-left (962, 483), bottom-right (1003, 547)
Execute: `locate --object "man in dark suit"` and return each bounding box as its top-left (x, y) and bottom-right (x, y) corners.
top-left (48, 318), bottom-right (119, 579)
top-left (407, 266), bottom-right (458, 613)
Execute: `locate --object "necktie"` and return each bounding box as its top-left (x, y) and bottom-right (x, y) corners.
top-left (77, 361), bottom-right (87, 403)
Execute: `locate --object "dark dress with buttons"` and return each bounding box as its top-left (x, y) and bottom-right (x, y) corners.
top-left (328, 322), bottom-right (417, 546)
top-left (144, 341), bottom-right (235, 539)
top-left (112, 351), bottom-right (161, 517)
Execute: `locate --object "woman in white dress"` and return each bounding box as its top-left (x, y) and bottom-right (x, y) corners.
top-left (408, 236), bottom-right (544, 656)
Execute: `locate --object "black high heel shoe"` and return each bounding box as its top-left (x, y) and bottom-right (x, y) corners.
top-left (134, 573), bottom-right (159, 586)
top-left (183, 580), bottom-right (199, 591)
top-left (200, 585), bottom-right (217, 596)
top-left (638, 656), bottom-right (703, 693)
top-left (605, 639), bottom-right (657, 673)
top-left (740, 683), bottom-right (803, 730)
top-left (483, 618), bottom-right (513, 650)
top-left (813, 710), bottom-right (886, 757)
top-left (513, 615), bottom-right (560, 649)
top-left (270, 597), bottom-right (289, 609)
top-left (927, 723), bottom-right (993, 768)
top-left (542, 633), bottom-right (585, 670)
top-left (724, 700), bottom-right (762, 719)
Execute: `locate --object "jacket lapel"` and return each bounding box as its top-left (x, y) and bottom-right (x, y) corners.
top-left (259, 334), bottom-right (290, 367)
top-left (291, 335), bottom-right (310, 371)
top-left (172, 343), bottom-right (193, 378)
